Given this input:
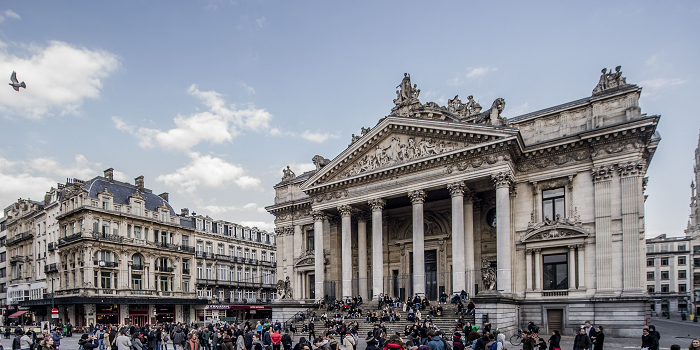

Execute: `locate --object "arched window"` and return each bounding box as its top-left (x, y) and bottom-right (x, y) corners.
top-left (132, 254), bottom-right (144, 270)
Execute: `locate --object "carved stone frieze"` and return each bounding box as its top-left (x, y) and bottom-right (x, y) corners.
top-left (591, 140), bottom-right (642, 159)
top-left (516, 149), bottom-right (590, 172)
top-left (313, 190), bottom-right (349, 203)
top-left (339, 135), bottom-right (465, 179)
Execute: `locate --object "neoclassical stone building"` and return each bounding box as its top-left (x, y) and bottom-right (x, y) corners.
top-left (269, 68), bottom-right (659, 336)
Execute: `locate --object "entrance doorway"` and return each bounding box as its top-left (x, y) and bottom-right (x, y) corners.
top-left (425, 250), bottom-right (437, 300)
top-left (309, 274), bottom-right (315, 300)
top-left (547, 309), bottom-right (563, 333)
top-left (132, 316), bottom-right (147, 327)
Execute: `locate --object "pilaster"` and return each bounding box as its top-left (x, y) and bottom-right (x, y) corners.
top-left (592, 165), bottom-right (615, 295)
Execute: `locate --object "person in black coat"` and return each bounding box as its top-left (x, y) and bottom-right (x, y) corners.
top-left (365, 331), bottom-right (378, 350)
top-left (548, 330), bottom-right (561, 350)
top-left (592, 326), bottom-right (604, 350)
top-left (647, 325), bottom-right (660, 350)
top-left (573, 328), bottom-right (592, 350)
top-left (642, 328), bottom-right (658, 350)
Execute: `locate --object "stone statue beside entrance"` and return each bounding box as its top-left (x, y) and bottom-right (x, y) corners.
top-left (276, 276), bottom-right (293, 299)
top-left (481, 258), bottom-right (496, 291)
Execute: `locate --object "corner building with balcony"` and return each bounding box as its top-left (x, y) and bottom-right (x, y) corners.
top-left (268, 68), bottom-right (659, 337)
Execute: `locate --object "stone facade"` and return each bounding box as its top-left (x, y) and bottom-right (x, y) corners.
top-left (4, 169), bottom-right (275, 327)
top-left (686, 133), bottom-right (700, 315)
top-left (268, 68), bottom-right (659, 337)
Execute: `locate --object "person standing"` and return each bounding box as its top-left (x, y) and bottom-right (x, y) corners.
top-left (573, 328), bottom-right (591, 350)
top-left (647, 325), bottom-right (660, 350)
top-left (591, 326), bottom-right (604, 350)
top-left (547, 330), bottom-right (560, 350)
top-left (308, 322), bottom-right (315, 340)
top-left (271, 329), bottom-right (282, 350)
top-left (20, 330), bottom-right (33, 350)
top-left (115, 329), bottom-right (132, 350)
top-left (641, 328), bottom-right (657, 350)
top-left (689, 339), bottom-right (700, 350)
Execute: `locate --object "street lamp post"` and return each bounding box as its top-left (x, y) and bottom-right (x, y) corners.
top-left (51, 278), bottom-right (55, 326)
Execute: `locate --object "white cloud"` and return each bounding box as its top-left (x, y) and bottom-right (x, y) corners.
top-left (113, 170), bottom-right (130, 182)
top-left (239, 221), bottom-right (275, 232)
top-left (301, 130), bottom-right (337, 143)
top-left (156, 152), bottom-right (261, 194)
top-left (469, 67), bottom-right (497, 78)
top-left (200, 202), bottom-right (268, 215)
top-left (3, 9), bottom-right (20, 20)
top-left (0, 40), bottom-right (119, 119)
top-left (28, 154), bottom-right (100, 179)
top-left (242, 82), bottom-right (255, 94)
top-left (638, 78), bottom-right (685, 90)
top-left (114, 84), bottom-right (274, 151)
top-left (0, 172), bottom-right (55, 209)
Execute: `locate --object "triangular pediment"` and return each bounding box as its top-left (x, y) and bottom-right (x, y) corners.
top-left (301, 116), bottom-right (521, 191)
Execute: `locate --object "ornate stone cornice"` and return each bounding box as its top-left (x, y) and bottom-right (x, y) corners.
top-left (311, 210), bottom-right (326, 222)
top-left (491, 171), bottom-right (514, 189)
top-left (591, 165), bottom-right (615, 182)
top-left (337, 205), bottom-right (354, 217)
top-left (617, 160), bottom-right (647, 178)
top-left (447, 182), bottom-right (465, 197)
top-left (368, 199), bottom-right (386, 211)
top-left (408, 190), bottom-right (426, 204)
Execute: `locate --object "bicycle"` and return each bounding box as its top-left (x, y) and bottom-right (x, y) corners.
top-left (509, 328), bottom-right (524, 346)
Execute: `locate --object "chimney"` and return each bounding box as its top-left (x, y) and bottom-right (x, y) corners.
top-left (104, 168), bottom-right (114, 182)
top-left (158, 192), bottom-right (169, 202)
top-left (135, 175), bottom-right (144, 190)
top-left (44, 192), bottom-right (51, 206)
top-left (180, 208), bottom-right (189, 216)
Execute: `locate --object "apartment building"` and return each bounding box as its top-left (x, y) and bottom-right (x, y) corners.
top-left (646, 234), bottom-right (692, 317)
top-left (0, 217), bottom-right (7, 326)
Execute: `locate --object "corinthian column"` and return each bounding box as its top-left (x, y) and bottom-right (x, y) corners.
top-left (618, 160), bottom-right (647, 294)
top-left (311, 210), bottom-right (325, 301)
top-left (491, 171), bottom-right (513, 293)
top-left (464, 191), bottom-right (475, 297)
top-left (448, 182), bottom-right (466, 294)
top-left (368, 199), bottom-right (385, 300)
top-left (357, 213), bottom-right (369, 300)
top-left (592, 165), bottom-right (614, 294)
top-left (409, 190), bottom-right (427, 296)
top-left (338, 205), bottom-right (354, 299)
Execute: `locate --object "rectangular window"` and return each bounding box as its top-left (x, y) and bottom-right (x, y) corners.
top-left (660, 258), bottom-right (669, 266)
top-left (134, 202), bottom-right (141, 216)
top-left (183, 279), bottom-right (190, 292)
top-left (679, 284), bottom-right (687, 292)
top-left (102, 200), bottom-right (109, 210)
top-left (182, 235), bottom-right (190, 247)
top-left (542, 188), bottom-right (565, 220)
top-left (543, 254), bottom-right (568, 290)
top-left (112, 222), bottom-right (118, 236)
top-left (196, 220), bottom-right (202, 231)
top-left (132, 274), bottom-right (143, 290)
top-left (694, 245), bottom-right (700, 254)
top-left (647, 285), bottom-right (655, 293)
top-left (307, 230), bottom-right (315, 251)
top-left (678, 256), bottom-right (686, 265)
top-left (102, 221), bottom-right (110, 235)
top-left (661, 284), bottom-right (669, 293)
top-left (647, 258), bottom-right (655, 267)
top-left (134, 226), bottom-right (142, 239)
top-left (679, 270), bottom-right (687, 279)
top-left (695, 272), bottom-right (700, 285)
top-left (196, 264), bottom-right (203, 279)
top-left (647, 245), bottom-right (655, 253)
top-left (661, 271), bottom-right (669, 280)
top-left (101, 272), bottom-right (111, 289)
top-left (161, 231), bottom-right (167, 244)
top-left (161, 211), bottom-right (167, 222)
top-left (206, 265), bottom-right (212, 279)
top-left (183, 259), bottom-right (190, 274)
top-left (660, 244), bottom-right (669, 252)
top-left (679, 244), bottom-right (686, 251)
top-left (218, 245), bottom-right (224, 255)
top-left (647, 271), bottom-right (655, 280)
top-left (251, 250), bottom-right (257, 261)
top-left (694, 257), bottom-right (700, 267)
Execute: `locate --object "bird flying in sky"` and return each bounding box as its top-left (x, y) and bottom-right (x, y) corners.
top-left (9, 71), bottom-right (26, 91)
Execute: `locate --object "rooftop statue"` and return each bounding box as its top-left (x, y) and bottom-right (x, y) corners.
top-left (447, 95), bottom-right (482, 117)
top-left (393, 73), bottom-right (420, 105)
top-left (593, 65), bottom-right (628, 94)
top-left (282, 166), bottom-right (295, 181)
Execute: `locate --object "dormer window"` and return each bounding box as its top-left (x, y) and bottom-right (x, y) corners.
top-left (196, 220), bottom-right (202, 231)
top-left (205, 221), bottom-right (211, 232)
top-left (102, 199), bottom-right (109, 210)
top-left (160, 211), bottom-right (167, 222)
top-left (134, 202), bottom-right (142, 216)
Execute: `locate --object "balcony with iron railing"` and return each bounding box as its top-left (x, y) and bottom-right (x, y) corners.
top-left (48, 242), bottom-right (57, 251)
top-left (44, 263), bottom-right (59, 273)
top-left (131, 264), bottom-right (143, 271)
top-left (54, 287), bottom-right (193, 298)
top-left (6, 231), bottom-right (34, 246)
top-left (10, 255), bottom-right (32, 264)
top-left (94, 260), bottom-right (119, 268)
top-left (183, 268), bottom-right (190, 275)
top-left (156, 266), bottom-right (174, 273)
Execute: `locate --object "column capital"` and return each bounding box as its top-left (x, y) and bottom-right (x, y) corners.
top-left (591, 165), bottom-right (615, 182)
top-left (533, 248), bottom-right (541, 253)
top-left (617, 160), bottom-right (647, 179)
top-left (311, 210), bottom-right (326, 222)
top-left (568, 245), bottom-right (577, 251)
top-left (337, 205), bottom-right (354, 217)
top-left (525, 248), bottom-right (533, 254)
top-left (491, 171), bottom-right (514, 189)
top-left (447, 182), bottom-right (465, 197)
top-left (368, 198), bottom-right (386, 211)
top-left (284, 226), bottom-right (294, 236)
top-left (408, 189), bottom-right (427, 204)
top-left (576, 244), bottom-right (585, 250)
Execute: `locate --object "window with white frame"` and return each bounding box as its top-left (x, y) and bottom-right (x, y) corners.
top-left (542, 188), bottom-right (565, 220)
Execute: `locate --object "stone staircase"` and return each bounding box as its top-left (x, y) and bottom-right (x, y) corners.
top-left (290, 302), bottom-right (476, 339)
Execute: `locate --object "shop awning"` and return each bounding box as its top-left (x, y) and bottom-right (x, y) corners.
top-left (8, 310), bottom-right (28, 318)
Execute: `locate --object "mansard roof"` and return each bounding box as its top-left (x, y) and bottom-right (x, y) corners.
top-left (84, 177), bottom-right (177, 216)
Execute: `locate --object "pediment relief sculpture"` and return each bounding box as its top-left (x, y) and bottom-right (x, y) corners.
top-left (294, 250), bottom-right (315, 267)
top-left (520, 212), bottom-right (587, 243)
top-left (337, 134), bottom-right (466, 180)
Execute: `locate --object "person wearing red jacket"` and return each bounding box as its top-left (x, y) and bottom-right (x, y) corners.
top-left (270, 330), bottom-right (282, 350)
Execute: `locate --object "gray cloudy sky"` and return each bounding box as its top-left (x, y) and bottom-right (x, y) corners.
top-left (0, 1), bottom-right (697, 236)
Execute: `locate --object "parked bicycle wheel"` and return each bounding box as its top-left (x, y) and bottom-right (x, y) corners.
top-left (510, 334), bottom-right (522, 346)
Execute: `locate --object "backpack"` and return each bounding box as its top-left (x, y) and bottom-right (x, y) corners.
top-left (489, 342), bottom-right (498, 350)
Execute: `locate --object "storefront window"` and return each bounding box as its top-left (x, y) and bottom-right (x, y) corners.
top-left (96, 304), bottom-right (119, 324)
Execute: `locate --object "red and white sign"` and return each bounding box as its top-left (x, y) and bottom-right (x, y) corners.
top-left (51, 308), bottom-right (59, 315)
